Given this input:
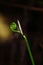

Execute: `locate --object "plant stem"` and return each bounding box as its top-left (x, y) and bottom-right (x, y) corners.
top-left (23, 35), bottom-right (35, 65)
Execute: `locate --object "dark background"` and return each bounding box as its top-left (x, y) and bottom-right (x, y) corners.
top-left (0, 0), bottom-right (43, 65)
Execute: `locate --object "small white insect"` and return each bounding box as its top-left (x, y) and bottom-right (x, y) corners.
top-left (17, 19), bottom-right (23, 35)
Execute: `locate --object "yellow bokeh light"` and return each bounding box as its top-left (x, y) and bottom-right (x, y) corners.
top-left (0, 14), bottom-right (12, 42)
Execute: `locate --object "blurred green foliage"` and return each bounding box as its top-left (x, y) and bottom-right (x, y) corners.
top-left (32, 0), bottom-right (43, 6)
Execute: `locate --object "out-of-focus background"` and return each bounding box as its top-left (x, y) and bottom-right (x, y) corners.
top-left (0, 0), bottom-right (43, 65)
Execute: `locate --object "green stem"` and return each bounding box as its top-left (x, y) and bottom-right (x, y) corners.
top-left (23, 35), bottom-right (35, 65)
